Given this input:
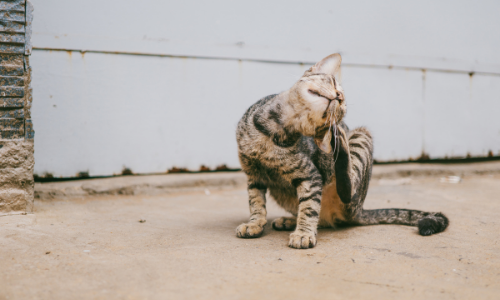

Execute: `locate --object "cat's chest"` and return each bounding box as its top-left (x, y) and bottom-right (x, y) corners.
top-left (243, 152), bottom-right (292, 186)
top-left (253, 159), bottom-right (290, 187)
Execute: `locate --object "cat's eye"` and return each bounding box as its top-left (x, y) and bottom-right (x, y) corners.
top-left (308, 89), bottom-right (324, 98)
top-left (308, 89), bottom-right (334, 102)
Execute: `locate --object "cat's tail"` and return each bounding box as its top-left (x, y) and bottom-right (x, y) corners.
top-left (351, 208), bottom-right (449, 236)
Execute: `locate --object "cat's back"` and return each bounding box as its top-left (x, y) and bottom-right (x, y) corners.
top-left (236, 94), bottom-right (277, 134)
top-left (236, 94), bottom-right (278, 151)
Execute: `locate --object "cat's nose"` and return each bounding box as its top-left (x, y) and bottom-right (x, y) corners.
top-left (336, 93), bottom-right (344, 102)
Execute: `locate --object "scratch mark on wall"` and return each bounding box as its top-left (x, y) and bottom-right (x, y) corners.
top-left (32, 47), bottom-right (500, 77)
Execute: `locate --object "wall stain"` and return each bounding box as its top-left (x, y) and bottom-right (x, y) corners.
top-left (33, 153), bottom-right (500, 182)
top-left (418, 152), bottom-right (430, 161)
top-left (76, 171), bottom-right (89, 178)
top-left (167, 167), bottom-right (189, 173)
top-left (215, 164), bottom-right (231, 171)
top-left (32, 47), bottom-right (500, 77)
top-left (33, 172), bottom-right (54, 181)
top-left (421, 69), bottom-right (427, 157)
top-left (122, 167), bottom-right (134, 175)
top-left (199, 165), bottom-right (211, 172)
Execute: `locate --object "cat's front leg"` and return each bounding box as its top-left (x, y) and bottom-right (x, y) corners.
top-left (236, 180), bottom-right (267, 238)
top-left (288, 174), bottom-right (323, 249)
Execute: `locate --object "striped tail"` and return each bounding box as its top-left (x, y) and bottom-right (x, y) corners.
top-left (353, 208), bottom-right (449, 236)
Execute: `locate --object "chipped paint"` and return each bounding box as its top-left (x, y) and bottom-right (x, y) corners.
top-left (121, 167), bottom-right (133, 176)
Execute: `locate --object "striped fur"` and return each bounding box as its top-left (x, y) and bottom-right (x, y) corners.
top-left (235, 53), bottom-right (449, 249)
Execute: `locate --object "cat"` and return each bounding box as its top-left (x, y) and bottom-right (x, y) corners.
top-left (235, 53), bottom-right (449, 249)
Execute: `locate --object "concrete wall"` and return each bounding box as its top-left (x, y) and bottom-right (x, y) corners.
top-left (30, 0), bottom-right (500, 177)
top-left (0, 0), bottom-right (35, 215)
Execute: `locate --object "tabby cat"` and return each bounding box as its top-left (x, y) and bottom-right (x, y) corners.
top-left (235, 53), bottom-right (449, 249)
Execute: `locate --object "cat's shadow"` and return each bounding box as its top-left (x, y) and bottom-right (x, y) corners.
top-left (195, 216), bottom-right (360, 241)
top-left (217, 215), bottom-right (421, 241)
top-left (259, 217), bottom-right (359, 239)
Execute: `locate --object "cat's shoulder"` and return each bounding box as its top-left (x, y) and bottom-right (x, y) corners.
top-left (238, 94), bottom-right (278, 127)
top-left (250, 94), bottom-right (278, 111)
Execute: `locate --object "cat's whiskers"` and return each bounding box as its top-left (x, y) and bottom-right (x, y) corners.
top-left (329, 108), bottom-right (334, 135)
top-left (328, 107), bottom-right (339, 164)
top-left (333, 109), bottom-right (340, 164)
top-left (323, 106), bottom-right (331, 127)
top-left (328, 107), bottom-right (338, 164)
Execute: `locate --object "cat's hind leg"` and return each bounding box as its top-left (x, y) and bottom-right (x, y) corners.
top-left (332, 125), bottom-right (373, 205)
top-left (334, 126), bottom-right (449, 235)
top-left (269, 188), bottom-right (298, 231)
top-left (236, 180), bottom-right (267, 238)
top-left (272, 217), bottom-right (297, 231)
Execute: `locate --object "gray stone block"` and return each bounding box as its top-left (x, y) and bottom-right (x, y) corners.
top-left (0, 97), bottom-right (24, 107)
top-left (0, 188), bottom-right (27, 215)
top-left (0, 0), bottom-right (34, 215)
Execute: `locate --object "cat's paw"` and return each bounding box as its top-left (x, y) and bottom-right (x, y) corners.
top-left (236, 223), bottom-right (264, 238)
top-left (288, 232), bottom-right (317, 249)
top-left (272, 217), bottom-right (297, 231)
top-left (418, 213), bottom-right (449, 236)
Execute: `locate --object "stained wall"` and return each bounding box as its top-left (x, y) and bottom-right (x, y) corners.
top-left (30, 0), bottom-right (500, 177)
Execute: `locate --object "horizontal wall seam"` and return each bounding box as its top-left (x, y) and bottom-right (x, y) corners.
top-left (32, 47), bottom-right (500, 77)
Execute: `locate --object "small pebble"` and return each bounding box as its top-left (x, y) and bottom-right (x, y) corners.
top-left (440, 176), bottom-right (462, 184)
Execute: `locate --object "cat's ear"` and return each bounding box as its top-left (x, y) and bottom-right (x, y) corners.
top-left (311, 53), bottom-right (342, 76)
top-left (314, 130), bottom-right (332, 153)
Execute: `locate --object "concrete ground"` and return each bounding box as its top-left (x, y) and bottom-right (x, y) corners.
top-left (1, 165), bottom-right (500, 299)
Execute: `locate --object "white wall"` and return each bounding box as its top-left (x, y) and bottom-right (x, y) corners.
top-left (30, 0), bottom-right (500, 177)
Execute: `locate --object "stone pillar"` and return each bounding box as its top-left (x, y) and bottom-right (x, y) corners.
top-left (0, 0), bottom-right (34, 216)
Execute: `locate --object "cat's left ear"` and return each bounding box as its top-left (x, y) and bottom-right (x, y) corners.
top-left (311, 53), bottom-right (342, 77)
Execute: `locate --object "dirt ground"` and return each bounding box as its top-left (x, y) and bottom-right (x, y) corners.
top-left (1, 173), bottom-right (499, 299)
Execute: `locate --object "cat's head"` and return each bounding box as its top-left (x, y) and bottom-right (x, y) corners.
top-left (286, 53), bottom-right (346, 153)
